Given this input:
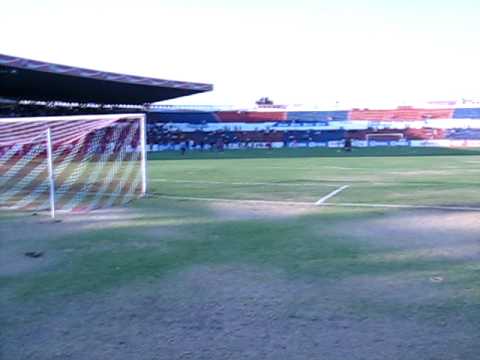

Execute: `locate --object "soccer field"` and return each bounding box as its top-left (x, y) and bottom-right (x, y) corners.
top-left (2, 147), bottom-right (480, 360)
top-left (149, 147), bottom-right (480, 208)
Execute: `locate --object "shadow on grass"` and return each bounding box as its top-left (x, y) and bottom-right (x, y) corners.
top-left (7, 204), bottom-right (480, 306)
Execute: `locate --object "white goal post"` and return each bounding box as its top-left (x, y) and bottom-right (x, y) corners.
top-left (0, 113), bottom-right (147, 218)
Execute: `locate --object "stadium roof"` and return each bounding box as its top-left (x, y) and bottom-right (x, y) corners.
top-left (0, 54), bottom-right (213, 105)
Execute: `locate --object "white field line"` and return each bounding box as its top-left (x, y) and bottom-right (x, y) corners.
top-left (321, 202), bottom-right (480, 212)
top-left (152, 194), bottom-right (480, 212)
top-left (154, 194), bottom-right (313, 206)
top-left (315, 185), bottom-right (350, 205)
top-left (151, 178), bottom-right (341, 187)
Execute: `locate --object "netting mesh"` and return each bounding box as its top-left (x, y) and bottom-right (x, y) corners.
top-left (0, 115), bottom-right (144, 214)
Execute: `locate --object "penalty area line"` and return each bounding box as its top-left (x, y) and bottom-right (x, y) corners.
top-left (315, 185), bottom-right (350, 205)
top-left (152, 194), bottom-right (313, 206)
top-left (153, 194), bottom-right (480, 212)
top-left (321, 202), bottom-right (480, 212)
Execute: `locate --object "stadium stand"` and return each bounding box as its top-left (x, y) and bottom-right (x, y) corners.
top-left (7, 53), bottom-right (479, 150)
top-left (445, 129), bottom-right (480, 139)
top-left (215, 110), bottom-right (287, 122)
top-left (349, 107), bottom-right (454, 121)
top-left (147, 111), bottom-right (220, 124)
top-left (146, 125), bottom-right (352, 149)
top-left (404, 128), bottom-right (445, 140)
top-left (453, 108), bottom-right (480, 119)
top-left (287, 111), bottom-right (349, 122)
top-left (392, 107), bottom-right (454, 120)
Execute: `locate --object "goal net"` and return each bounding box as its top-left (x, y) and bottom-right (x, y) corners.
top-left (0, 114), bottom-right (146, 217)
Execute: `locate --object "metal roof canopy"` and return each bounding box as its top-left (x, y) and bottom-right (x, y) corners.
top-left (0, 54), bottom-right (213, 105)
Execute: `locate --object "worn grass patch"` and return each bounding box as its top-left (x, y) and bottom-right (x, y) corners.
top-left (3, 148), bottom-right (480, 360)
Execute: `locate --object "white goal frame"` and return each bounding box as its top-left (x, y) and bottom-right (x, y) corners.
top-left (0, 113), bottom-right (147, 219)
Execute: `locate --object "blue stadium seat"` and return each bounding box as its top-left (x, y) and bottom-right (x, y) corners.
top-left (287, 111), bottom-right (349, 122)
top-left (147, 111), bottom-right (219, 123)
top-left (453, 108), bottom-right (480, 119)
top-left (446, 129), bottom-right (480, 139)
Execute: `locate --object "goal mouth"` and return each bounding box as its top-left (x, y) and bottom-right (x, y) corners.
top-left (0, 114), bottom-right (147, 217)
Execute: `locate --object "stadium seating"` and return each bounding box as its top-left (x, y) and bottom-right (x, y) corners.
top-left (405, 128), bottom-right (445, 140)
top-left (147, 127), bottom-right (353, 147)
top-left (215, 111), bottom-right (287, 122)
top-left (147, 111), bottom-right (219, 123)
top-left (349, 109), bottom-right (389, 121)
top-left (393, 107), bottom-right (454, 120)
top-left (445, 129), bottom-right (480, 139)
top-left (287, 111), bottom-right (349, 122)
top-left (143, 106), bottom-right (480, 150)
top-left (349, 107), bottom-right (454, 121)
top-left (453, 108), bottom-right (480, 119)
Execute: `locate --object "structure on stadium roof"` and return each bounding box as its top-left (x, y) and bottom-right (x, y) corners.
top-left (0, 54), bottom-right (213, 218)
top-left (0, 53), bottom-right (213, 105)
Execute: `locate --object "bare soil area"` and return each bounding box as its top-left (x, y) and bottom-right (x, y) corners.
top-left (331, 209), bottom-right (480, 253)
top-left (3, 265), bottom-right (480, 360)
top-left (0, 208), bottom-right (137, 277)
top-left (209, 201), bottom-right (318, 221)
top-left (2, 206), bottom-right (480, 360)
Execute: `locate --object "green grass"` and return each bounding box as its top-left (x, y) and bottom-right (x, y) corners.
top-left (3, 147), bottom-right (480, 306)
top-left (148, 146), bottom-right (480, 160)
top-left (148, 147), bottom-right (480, 206)
top-left (5, 147), bottom-right (480, 360)
top-left (3, 205), bottom-right (432, 298)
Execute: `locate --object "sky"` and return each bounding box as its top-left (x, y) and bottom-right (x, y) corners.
top-left (2, 0), bottom-right (480, 107)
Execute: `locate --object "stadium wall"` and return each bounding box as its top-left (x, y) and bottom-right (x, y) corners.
top-left (145, 106), bottom-right (480, 151)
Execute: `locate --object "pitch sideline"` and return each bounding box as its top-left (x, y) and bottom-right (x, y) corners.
top-left (152, 194), bottom-right (480, 212)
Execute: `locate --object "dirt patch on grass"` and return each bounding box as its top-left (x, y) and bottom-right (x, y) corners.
top-left (3, 265), bottom-right (480, 360)
top-left (59, 207), bottom-right (145, 230)
top-left (389, 170), bottom-right (454, 176)
top-left (0, 208), bottom-right (140, 276)
top-left (331, 209), bottom-right (480, 257)
top-left (209, 201), bottom-right (318, 221)
top-left (4, 206), bottom-right (480, 359)
top-left (0, 216), bottom-right (69, 276)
